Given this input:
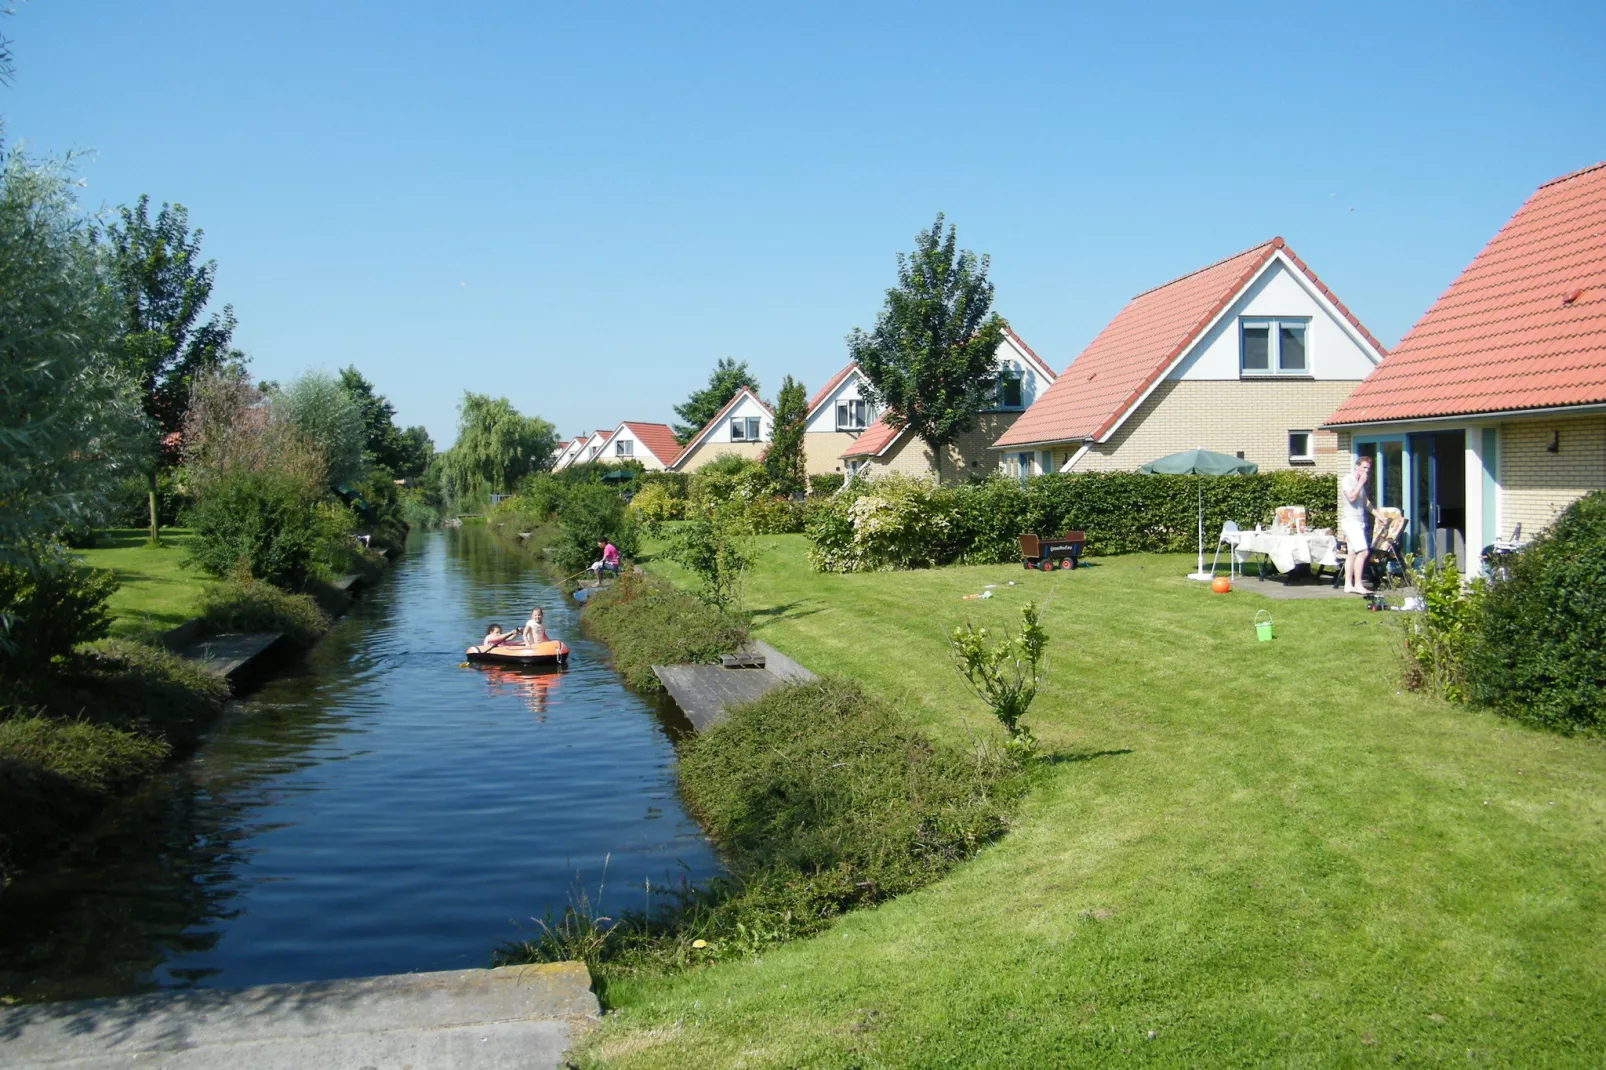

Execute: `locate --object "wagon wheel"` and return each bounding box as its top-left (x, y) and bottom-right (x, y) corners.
top-left (1039, 559), bottom-right (1054, 572)
top-left (1059, 557), bottom-right (1074, 570)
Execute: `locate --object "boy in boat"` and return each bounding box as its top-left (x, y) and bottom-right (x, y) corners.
top-left (520, 607), bottom-right (549, 646)
top-left (588, 538), bottom-right (620, 584)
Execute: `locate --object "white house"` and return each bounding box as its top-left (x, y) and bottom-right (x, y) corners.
top-left (602, 421), bottom-right (682, 471)
top-left (802, 363), bottom-right (876, 476)
top-left (667, 387), bottom-right (775, 473)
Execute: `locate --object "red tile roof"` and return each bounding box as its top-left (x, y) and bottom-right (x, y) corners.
top-left (618, 421), bottom-right (681, 465)
top-left (808, 363), bottom-right (859, 417)
top-left (995, 238), bottom-right (1385, 448)
top-left (839, 416), bottom-right (902, 458)
top-left (1328, 162), bottom-right (1606, 426)
top-left (669, 387), bottom-right (773, 466)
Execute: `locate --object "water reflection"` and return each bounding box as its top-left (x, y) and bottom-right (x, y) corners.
top-left (0, 528), bottom-right (717, 1002)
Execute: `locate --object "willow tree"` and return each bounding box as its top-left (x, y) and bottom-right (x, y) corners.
top-left (848, 213), bottom-right (1007, 483)
top-left (442, 393), bottom-right (557, 503)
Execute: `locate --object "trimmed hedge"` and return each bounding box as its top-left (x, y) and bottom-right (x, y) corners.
top-left (807, 471), bottom-right (1339, 571)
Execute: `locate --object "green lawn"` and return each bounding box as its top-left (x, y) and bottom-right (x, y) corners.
top-left (579, 535), bottom-right (1606, 1067)
top-left (73, 529), bottom-right (216, 641)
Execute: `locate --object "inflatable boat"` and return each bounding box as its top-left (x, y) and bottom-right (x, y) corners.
top-left (465, 639), bottom-right (570, 667)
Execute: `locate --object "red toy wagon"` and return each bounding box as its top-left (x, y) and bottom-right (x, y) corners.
top-left (1018, 531), bottom-right (1086, 571)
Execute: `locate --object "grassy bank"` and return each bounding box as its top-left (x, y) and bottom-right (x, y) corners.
top-left (569, 534), bottom-right (1606, 1067)
top-left (72, 528), bottom-right (218, 641)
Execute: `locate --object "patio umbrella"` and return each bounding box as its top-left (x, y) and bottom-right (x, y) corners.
top-left (1138, 448), bottom-right (1259, 580)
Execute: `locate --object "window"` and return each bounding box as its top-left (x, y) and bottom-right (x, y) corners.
top-left (615, 439), bottom-right (633, 457)
top-left (836, 399), bottom-right (869, 430)
top-left (1240, 318), bottom-right (1310, 375)
top-left (1288, 430), bottom-right (1314, 464)
top-left (730, 416), bottom-right (761, 441)
top-left (997, 373), bottom-right (1024, 409)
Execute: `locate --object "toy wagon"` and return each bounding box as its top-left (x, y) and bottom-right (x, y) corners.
top-left (1018, 531), bottom-right (1086, 571)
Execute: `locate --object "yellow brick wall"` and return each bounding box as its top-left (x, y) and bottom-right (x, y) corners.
top-left (1075, 379), bottom-right (1360, 474)
top-left (858, 414), bottom-right (1021, 483)
top-left (1499, 414), bottom-right (1606, 537)
top-left (672, 439), bottom-right (766, 473)
top-left (804, 431), bottom-right (860, 475)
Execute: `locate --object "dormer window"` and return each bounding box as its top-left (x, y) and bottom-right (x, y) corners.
top-left (730, 416), bottom-right (761, 441)
top-left (836, 399), bottom-right (869, 430)
top-left (1241, 318), bottom-right (1310, 376)
top-left (997, 372), bottom-right (1024, 409)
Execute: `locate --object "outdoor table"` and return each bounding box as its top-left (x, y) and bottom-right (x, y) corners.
top-left (1234, 530), bottom-right (1340, 580)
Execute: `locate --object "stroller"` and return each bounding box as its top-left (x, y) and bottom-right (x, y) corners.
top-left (1334, 508), bottom-right (1407, 589)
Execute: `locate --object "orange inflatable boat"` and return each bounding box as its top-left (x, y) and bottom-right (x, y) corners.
top-left (465, 639), bottom-right (570, 667)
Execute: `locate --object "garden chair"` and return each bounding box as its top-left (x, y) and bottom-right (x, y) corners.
top-left (1209, 520), bottom-right (1243, 578)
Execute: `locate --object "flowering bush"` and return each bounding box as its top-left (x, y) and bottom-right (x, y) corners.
top-left (806, 475), bottom-right (957, 572)
top-left (627, 482), bottom-right (686, 531)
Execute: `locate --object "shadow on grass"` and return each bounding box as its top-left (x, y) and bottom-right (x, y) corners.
top-left (747, 600), bottom-right (826, 623)
top-left (1039, 747), bottom-right (1133, 766)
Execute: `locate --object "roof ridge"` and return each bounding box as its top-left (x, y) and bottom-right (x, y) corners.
top-left (1537, 160), bottom-right (1606, 189)
top-left (1129, 238), bottom-right (1281, 299)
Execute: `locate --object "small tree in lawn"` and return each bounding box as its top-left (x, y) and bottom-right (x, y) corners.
top-left (763, 375), bottom-right (808, 495)
top-left (849, 213), bottom-right (1008, 484)
top-left (949, 601), bottom-right (1047, 756)
top-left (672, 358), bottom-right (760, 444)
top-left (669, 501), bottom-right (753, 612)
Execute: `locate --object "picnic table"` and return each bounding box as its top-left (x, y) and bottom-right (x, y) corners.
top-left (1234, 530), bottom-right (1340, 579)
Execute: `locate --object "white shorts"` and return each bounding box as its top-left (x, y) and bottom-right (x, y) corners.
top-left (1342, 519), bottom-right (1369, 551)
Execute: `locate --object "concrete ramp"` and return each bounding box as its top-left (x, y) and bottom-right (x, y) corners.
top-left (0, 963), bottom-right (598, 1069)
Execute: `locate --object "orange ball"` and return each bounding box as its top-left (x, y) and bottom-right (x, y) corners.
top-left (1211, 576), bottom-right (1232, 594)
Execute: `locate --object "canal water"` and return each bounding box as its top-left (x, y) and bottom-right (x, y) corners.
top-left (0, 527), bottom-right (718, 1002)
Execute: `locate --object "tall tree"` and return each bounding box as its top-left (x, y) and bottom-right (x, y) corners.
top-left (338, 365), bottom-right (414, 476)
top-left (848, 213), bottom-right (1007, 483)
top-left (395, 425), bottom-right (434, 481)
top-left (442, 393), bottom-right (557, 501)
top-left (672, 358), bottom-right (760, 444)
top-left (763, 375), bottom-right (808, 495)
top-left (106, 195), bottom-right (243, 538)
top-left (273, 370), bottom-right (368, 486)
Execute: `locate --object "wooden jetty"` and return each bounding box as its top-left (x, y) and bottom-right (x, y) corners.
top-left (653, 640), bottom-right (817, 732)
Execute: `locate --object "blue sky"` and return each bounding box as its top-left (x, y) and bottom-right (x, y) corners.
top-left (5, 1), bottom-right (1604, 447)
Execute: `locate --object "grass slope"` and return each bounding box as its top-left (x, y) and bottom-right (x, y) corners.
top-left (580, 535), bottom-right (1606, 1067)
top-left (72, 529), bottom-right (217, 641)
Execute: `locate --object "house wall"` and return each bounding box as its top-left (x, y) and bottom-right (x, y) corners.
top-left (697, 393), bottom-right (773, 446)
top-left (858, 414), bottom-right (1023, 482)
top-left (1077, 379), bottom-right (1354, 473)
top-left (673, 439), bottom-right (767, 473)
top-left (805, 431), bottom-right (860, 475)
top-left (1499, 413), bottom-right (1606, 538)
top-left (803, 374), bottom-right (873, 434)
top-left (606, 429), bottom-right (668, 471)
top-left (1170, 259), bottom-right (1381, 382)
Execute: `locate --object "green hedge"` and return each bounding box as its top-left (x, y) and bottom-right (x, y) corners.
top-left (579, 571), bottom-right (746, 692)
top-left (807, 471), bottom-right (1339, 571)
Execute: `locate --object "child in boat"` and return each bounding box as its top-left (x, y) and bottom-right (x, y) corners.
top-left (481, 624), bottom-right (514, 650)
top-left (520, 608), bottom-right (549, 646)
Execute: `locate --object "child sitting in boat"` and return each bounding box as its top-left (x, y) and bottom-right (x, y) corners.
top-left (480, 623), bottom-right (515, 650)
top-left (520, 608), bottom-right (549, 646)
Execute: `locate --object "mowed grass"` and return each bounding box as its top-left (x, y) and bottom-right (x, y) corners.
top-left (579, 535), bottom-right (1606, 1067)
top-left (73, 529), bottom-right (216, 641)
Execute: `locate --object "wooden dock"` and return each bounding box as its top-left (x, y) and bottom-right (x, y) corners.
top-left (653, 640), bottom-right (817, 732)
top-left (178, 632), bottom-right (283, 681)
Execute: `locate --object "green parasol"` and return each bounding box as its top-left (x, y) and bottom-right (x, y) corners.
top-left (1138, 449), bottom-right (1259, 580)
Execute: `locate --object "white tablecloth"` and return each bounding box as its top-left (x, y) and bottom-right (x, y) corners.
top-left (1234, 531), bottom-right (1340, 573)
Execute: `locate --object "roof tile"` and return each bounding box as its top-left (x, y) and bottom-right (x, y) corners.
top-left (618, 421), bottom-right (681, 465)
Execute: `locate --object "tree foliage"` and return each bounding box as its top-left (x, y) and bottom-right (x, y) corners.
top-left (673, 358), bottom-right (761, 444)
top-left (442, 392), bottom-right (557, 501)
top-left (104, 195), bottom-right (242, 453)
top-left (949, 601), bottom-right (1047, 754)
top-left (272, 370), bottom-right (367, 486)
top-left (0, 151), bottom-right (150, 568)
top-left (849, 213), bottom-right (1007, 481)
top-left (763, 375), bottom-right (808, 495)
top-left (180, 366), bottom-right (325, 491)
top-left (338, 366), bottom-right (429, 478)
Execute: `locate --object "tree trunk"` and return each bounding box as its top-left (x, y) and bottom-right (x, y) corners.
top-left (147, 469), bottom-right (160, 544)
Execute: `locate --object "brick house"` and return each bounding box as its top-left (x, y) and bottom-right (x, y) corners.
top-left (990, 239), bottom-right (1387, 477)
top-left (1325, 162), bottom-right (1606, 571)
top-left (601, 421), bottom-right (681, 471)
top-left (840, 329), bottom-right (1056, 481)
top-left (667, 387), bottom-right (775, 473)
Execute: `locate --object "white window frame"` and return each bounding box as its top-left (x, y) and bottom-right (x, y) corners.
top-left (729, 416), bottom-right (761, 442)
top-left (1240, 317), bottom-right (1311, 377)
top-left (1288, 429), bottom-right (1314, 465)
top-left (615, 438), bottom-right (633, 457)
top-left (836, 399), bottom-right (869, 431)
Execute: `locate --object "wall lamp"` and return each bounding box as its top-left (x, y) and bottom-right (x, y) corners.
top-left (1546, 430), bottom-right (1560, 453)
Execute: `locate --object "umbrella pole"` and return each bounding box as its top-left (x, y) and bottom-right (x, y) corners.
top-left (1189, 477), bottom-right (1211, 581)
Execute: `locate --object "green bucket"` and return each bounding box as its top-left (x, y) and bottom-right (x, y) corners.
top-left (1254, 610), bottom-right (1274, 642)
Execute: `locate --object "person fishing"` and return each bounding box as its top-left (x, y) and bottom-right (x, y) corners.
top-left (588, 538), bottom-right (620, 584)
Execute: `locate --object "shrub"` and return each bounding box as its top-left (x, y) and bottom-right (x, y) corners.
top-left (1401, 554), bottom-right (1482, 702)
top-left (950, 601), bottom-right (1048, 754)
top-left (0, 556), bottom-right (117, 675)
top-left (806, 474), bottom-right (958, 572)
top-left (513, 473), bottom-right (568, 521)
top-left (553, 483), bottom-right (638, 573)
top-left (627, 481), bottom-right (687, 531)
top-left (580, 571), bottom-right (746, 691)
top-left (742, 494), bottom-right (804, 535)
top-left (185, 469), bottom-right (353, 588)
top-left (808, 472), bottom-right (845, 496)
top-left (1468, 491), bottom-right (1606, 732)
top-left (400, 488), bottom-right (441, 529)
top-left (109, 469), bottom-right (191, 528)
top-left (667, 502), bottom-right (753, 611)
top-left (197, 577), bottom-right (331, 650)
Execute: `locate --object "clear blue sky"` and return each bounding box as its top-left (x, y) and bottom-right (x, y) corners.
top-left (6, 1), bottom-right (1604, 448)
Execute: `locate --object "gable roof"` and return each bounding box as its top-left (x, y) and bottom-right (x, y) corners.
top-left (1328, 162), bottom-right (1606, 426)
top-left (615, 421), bottom-right (682, 465)
top-left (994, 238), bottom-right (1387, 449)
top-left (667, 387), bottom-right (773, 468)
top-left (843, 329), bottom-right (1058, 459)
top-left (807, 363), bottom-right (860, 419)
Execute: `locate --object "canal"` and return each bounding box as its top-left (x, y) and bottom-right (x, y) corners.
top-left (0, 527), bottom-right (719, 1002)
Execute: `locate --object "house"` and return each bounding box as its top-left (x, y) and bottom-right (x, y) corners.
top-left (1325, 161), bottom-right (1606, 571)
top-left (840, 328), bottom-right (1056, 481)
top-left (551, 436), bottom-right (589, 471)
top-left (802, 363), bottom-right (876, 475)
top-left (602, 421), bottom-right (682, 471)
top-left (991, 239), bottom-right (1386, 478)
top-left (667, 387), bottom-right (775, 473)
top-left (567, 428), bottom-right (614, 467)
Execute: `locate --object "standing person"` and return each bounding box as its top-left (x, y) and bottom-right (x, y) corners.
top-left (589, 538), bottom-right (620, 584)
top-left (1340, 456), bottom-right (1373, 594)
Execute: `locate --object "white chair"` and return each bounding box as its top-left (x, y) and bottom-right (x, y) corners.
top-left (1211, 520), bottom-right (1243, 578)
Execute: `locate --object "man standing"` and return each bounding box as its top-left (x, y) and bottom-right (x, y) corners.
top-left (1340, 456), bottom-right (1373, 594)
